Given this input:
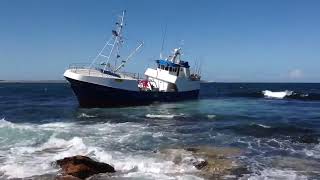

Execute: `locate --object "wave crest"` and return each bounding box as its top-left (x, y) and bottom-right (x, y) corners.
top-left (262, 90), bottom-right (293, 99)
top-left (145, 114), bottom-right (184, 119)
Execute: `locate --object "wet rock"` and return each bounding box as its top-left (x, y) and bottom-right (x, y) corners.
top-left (185, 146), bottom-right (242, 159)
top-left (229, 166), bottom-right (251, 177)
top-left (56, 155), bottom-right (115, 179)
top-left (160, 146), bottom-right (250, 179)
top-left (193, 159), bottom-right (208, 169)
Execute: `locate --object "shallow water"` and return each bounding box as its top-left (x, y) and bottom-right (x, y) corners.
top-left (0, 82), bottom-right (320, 179)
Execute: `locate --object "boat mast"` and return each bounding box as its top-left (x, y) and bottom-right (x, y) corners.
top-left (104, 10), bottom-right (126, 72)
top-left (89, 10), bottom-right (126, 72)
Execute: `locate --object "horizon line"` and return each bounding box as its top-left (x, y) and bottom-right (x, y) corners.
top-left (1, 80), bottom-right (320, 84)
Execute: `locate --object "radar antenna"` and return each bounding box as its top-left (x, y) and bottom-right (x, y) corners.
top-left (160, 24), bottom-right (167, 59)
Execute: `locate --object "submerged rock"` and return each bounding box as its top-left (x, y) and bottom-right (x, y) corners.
top-left (160, 146), bottom-right (250, 179)
top-left (56, 155), bottom-right (115, 179)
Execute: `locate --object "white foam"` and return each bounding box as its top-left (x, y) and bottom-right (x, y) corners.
top-left (0, 118), bottom-right (11, 127)
top-left (246, 168), bottom-right (308, 180)
top-left (256, 124), bottom-right (271, 128)
top-left (303, 144), bottom-right (320, 159)
top-left (106, 153), bottom-right (198, 179)
top-left (152, 132), bottom-right (164, 138)
top-left (207, 114), bottom-right (216, 119)
top-left (0, 136), bottom-right (90, 178)
top-left (0, 118), bottom-right (74, 132)
top-left (0, 120), bottom-right (200, 179)
top-left (78, 113), bottom-right (97, 118)
top-left (0, 118), bottom-right (32, 130)
top-left (262, 90), bottom-right (293, 99)
top-left (91, 148), bottom-right (199, 180)
top-left (146, 114), bottom-right (184, 119)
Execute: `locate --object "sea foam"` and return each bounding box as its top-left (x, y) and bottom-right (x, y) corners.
top-left (78, 113), bottom-right (97, 118)
top-left (262, 90), bottom-right (293, 99)
top-left (246, 168), bottom-right (308, 180)
top-left (0, 120), bottom-right (198, 179)
top-left (146, 114), bottom-right (177, 119)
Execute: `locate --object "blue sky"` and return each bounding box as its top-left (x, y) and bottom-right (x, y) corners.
top-left (0, 0), bottom-right (319, 82)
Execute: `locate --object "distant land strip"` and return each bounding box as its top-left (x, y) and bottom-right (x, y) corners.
top-left (0, 80), bottom-right (67, 83)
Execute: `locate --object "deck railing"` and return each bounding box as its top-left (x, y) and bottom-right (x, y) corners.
top-left (68, 63), bottom-right (144, 80)
top-left (68, 63), bottom-right (91, 71)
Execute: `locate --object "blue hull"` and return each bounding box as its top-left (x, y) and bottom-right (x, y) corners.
top-left (65, 78), bottom-right (199, 108)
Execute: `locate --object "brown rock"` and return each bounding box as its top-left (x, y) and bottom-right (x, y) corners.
top-left (56, 155), bottom-right (115, 179)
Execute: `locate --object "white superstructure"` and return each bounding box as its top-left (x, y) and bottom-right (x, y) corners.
top-left (143, 48), bottom-right (200, 92)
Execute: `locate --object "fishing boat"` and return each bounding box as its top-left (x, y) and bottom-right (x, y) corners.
top-left (64, 11), bottom-right (201, 107)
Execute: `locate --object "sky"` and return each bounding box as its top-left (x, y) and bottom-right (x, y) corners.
top-left (0, 0), bottom-right (320, 82)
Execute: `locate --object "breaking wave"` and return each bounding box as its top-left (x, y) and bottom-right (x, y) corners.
top-left (220, 90), bottom-right (320, 101)
top-left (262, 90), bottom-right (320, 101)
top-left (246, 168), bottom-right (308, 180)
top-left (0, 119), bottom-right (200, 179)
top-left (78, 113), bottom-right (97, 118)
top-left (262, 90), bottom-right (293, 99)
top-left (145, 114), bottom-right (184, 119)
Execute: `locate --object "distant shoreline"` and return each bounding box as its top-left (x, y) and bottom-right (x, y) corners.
top-left (0, 80), bottom-right (67, 83)
top-left (0, 80), bottom-right (319, 84)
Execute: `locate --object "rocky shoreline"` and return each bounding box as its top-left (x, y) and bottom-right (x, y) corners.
top-left (19, 146), bottom-right (251, 180)
top-left (158, 146), bottom-right (250, 179)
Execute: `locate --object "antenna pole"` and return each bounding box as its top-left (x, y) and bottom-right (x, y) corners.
top-left (114, 42), bottom-right (144, 72)
top-left (160, 24), bottom-right (167, 59)
top-left (102, 10), bottom-right (126, 72)
top-left (89, 36), bottom-right (113, 69)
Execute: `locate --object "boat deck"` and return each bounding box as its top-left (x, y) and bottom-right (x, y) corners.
top-left (69, 68), bottom-right (141, 80)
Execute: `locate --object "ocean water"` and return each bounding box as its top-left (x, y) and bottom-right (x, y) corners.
top-left (0, 82), bottom-right (320, 179)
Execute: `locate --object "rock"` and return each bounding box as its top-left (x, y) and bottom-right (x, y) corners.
top-left (229, 166), bottom-right (251, 177)
top-left (159, 146), bottom-right (249, 179)
top-left (193, 159), bottom-right (208, 169)
top-left (185, 146), bottom-right (242, 158)
top-left (56, 155), bottom-right (115, 179)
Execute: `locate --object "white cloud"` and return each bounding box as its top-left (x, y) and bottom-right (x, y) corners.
top-left (288, 69), bottom-right (303, 79)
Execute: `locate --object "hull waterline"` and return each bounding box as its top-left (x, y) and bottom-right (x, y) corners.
top-left (65, 77), bottom-right (199, 108)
